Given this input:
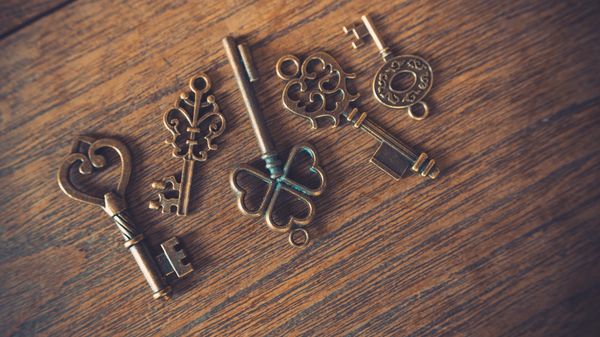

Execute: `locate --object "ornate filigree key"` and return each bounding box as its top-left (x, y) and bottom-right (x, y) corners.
top-left (276, 52), bottom-right (440, 180)
top-left (57, 136), bottom-right (193, 300)
top-left (149, 74), bottom-right (226, 215)
top-left (343, 14), bottom-right (434, 120)
top-left (224, 36), bottom-right (326, 248)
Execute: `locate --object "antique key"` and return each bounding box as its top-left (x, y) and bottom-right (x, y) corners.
top-left (276, 52), bottom-right (439, 180)
top-left (223, 36), bottom-right (326, 247)
top-left (149, 74), bottom-right (226, 215)
top-left (343, 14), bottom-right (434, 120)
top-left (57, 136), bottom-right (193, 299)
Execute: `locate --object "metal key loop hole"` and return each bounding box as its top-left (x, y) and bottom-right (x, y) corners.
top-left (389, 70), bottom-right (417, 94)
top-left (276, 54), bottom-right (300, 80)
top-left (190, 74), bottom-right (211, 94)
top-left (407, 101), bottom-right (429, 121)
top-left (289, 228), bottom-right (310, 248)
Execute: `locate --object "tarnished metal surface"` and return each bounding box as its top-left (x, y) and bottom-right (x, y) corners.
top-left (344, 14), bottom-right (434, 120)
top-left (57, 136), bottom-right (192, 299)
top-left (224, 36), bottom-right (326, 248)
top-left (149, 74), bottom-right (226, 216)
top-left (277, 53), bottom-right (440, 180)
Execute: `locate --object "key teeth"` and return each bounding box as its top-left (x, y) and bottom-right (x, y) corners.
top-left (149, 176), bottom-right (181, 213)
top-left (411, 153), bottom-right (440, 179)
top-left (160, 237), bottom-right (193, 278)
top-left (342, 22), bottom-right (369, 49)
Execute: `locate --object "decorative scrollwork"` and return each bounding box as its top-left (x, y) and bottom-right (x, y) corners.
top-left (373, 55), bottom-right (433, 109)
top-left (163, 74), bottom-right (227, 161)
top-left (57, 136), bottom-right (132, 209)
top-left (276, 52), bottom-right (359, 129)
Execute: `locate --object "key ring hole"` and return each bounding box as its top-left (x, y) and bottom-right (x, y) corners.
top-left (408, 101), bottom-right (429, 121)
top-left (276, 55), bottom-right (300, 80)
top-left (288, 228), bottom-right (310, 248)
top-left (190, 74), bottom-right (211, 93)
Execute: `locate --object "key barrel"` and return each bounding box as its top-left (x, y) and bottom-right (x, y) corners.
top-left (223, 36), bottom-right (283, 179)
top-left (105, 193), bottom-right (172, 299)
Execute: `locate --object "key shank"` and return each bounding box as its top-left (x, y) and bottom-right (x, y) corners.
top-left (103, 192), bottom-right (171, 299)
top-left (223, 36), bottom-right (283, 178)
top-left (344, 109), bottom-right (439, 180)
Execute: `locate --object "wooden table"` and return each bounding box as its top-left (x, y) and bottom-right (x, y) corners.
top-left (1, 0), bottom-right (599, 336)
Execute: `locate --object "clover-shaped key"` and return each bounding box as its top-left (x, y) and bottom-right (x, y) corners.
top-left (344, 14), bottom-right (434, 120)
top-left (223, 36), bottom-right (326, 248)
top-left (276, 52), bottom-right (440, 180)
top-left (57, 136), bottom-right (192, 300)
top-left (149, 74), bottom-right (226, 216)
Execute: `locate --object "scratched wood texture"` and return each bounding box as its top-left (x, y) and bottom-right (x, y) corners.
top-left (1, 0), bottom-right (599, 336)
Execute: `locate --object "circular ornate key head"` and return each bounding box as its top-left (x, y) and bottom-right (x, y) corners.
top-left (373, 55), bottom-right (433, 110)
top-left (276, 52), bottom-right (359, 129)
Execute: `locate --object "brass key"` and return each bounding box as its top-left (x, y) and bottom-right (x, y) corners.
top-left (224, 36), bottom-right (327, 247)
top-left (343, 14), bottom-right (434, 120)
top-left (149, 74), bottom-right (226, 216)
top-left (57, 136), bottom-right (193, 299)
top-left (276, 52), bottom-right (439, 180)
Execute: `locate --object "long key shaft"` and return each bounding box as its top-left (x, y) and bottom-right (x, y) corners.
top-left (344, 108), bottom-right (439, 179)
top-left (223, 36), bottom-right (283, 179)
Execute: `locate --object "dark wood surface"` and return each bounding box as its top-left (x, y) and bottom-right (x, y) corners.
top-left (1, 0), bottom-right (599, 336)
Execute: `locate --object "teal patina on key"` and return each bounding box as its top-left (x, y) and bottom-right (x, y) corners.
top-left (223, 36), bottom-right (326, 248)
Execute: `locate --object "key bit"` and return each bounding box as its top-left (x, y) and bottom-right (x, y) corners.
top-left (345, 108), bottom-right (439, 179)
top-left (342, 22), bottom-right (370, 49)
top-left (149, 74), bottom-right (227, 216)
top-left (223, 36), bottom-right (327, 248)
top-left (343, 14), bottom-right (392, 61)
top-left (156, 237), bottom-right (193, 278)
top-left (276, 52), bottom-right (440, 181)
top-left (57, 136), bottom-right (193, 300)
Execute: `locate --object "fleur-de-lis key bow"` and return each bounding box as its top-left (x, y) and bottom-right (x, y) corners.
top-left (224, 36), bottom-right (327, 248)
top-left (149, 74), bottom-right (226, 215)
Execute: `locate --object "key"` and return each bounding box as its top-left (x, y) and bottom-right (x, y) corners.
top-left (57, 136), bottom-right (193, 300)
top-left (223, 36), bottom-right (327, 248)
top-left (276, 52), bottom-right (440, 180)
top-left (148, 74), bottom-right (226, 216)
top-left (343, 14), bottom-right (434, 120)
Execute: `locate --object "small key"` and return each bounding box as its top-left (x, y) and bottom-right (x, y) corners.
top-left (57, 136), bottom-right (193, 300)
top-left (149, 74), bottom-right (226, 216)
top-left (343, 14), bottom-right (434, 120)
top-left (276, 52), bottom-right (439, 180)
top-left (223, 36), bottom-right (327, 248)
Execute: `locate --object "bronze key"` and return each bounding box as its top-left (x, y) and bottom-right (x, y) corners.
top-left (276, 52), bottom-right (439, 180)
top-left (149, 74), bottom-right (226, 216)
top-left (224, 36), bottom-right (327, 247)
top-left (57, 136), bottom-right (193, 299)
top-left (343, 14), bottom-right (434, 120)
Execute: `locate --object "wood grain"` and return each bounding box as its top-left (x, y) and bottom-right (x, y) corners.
top-left (1, 0), bottom-right (599, 336)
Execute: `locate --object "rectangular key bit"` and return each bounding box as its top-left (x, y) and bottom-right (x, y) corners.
top-left (370, 142), bottom-right (411, 180)
top-left (156, 237), bottom-right (193, 278)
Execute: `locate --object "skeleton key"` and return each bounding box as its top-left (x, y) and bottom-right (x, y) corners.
top-left (276, 52), bottom-right (439, 180)
top-left (57, 136), bottom-right (193, 299)
top-left (223, 36), bottom-right (327, 247)
top-left (149, 74), bottom-right (226, 215)
top-left (343, 14), bottom-right (434, 120)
